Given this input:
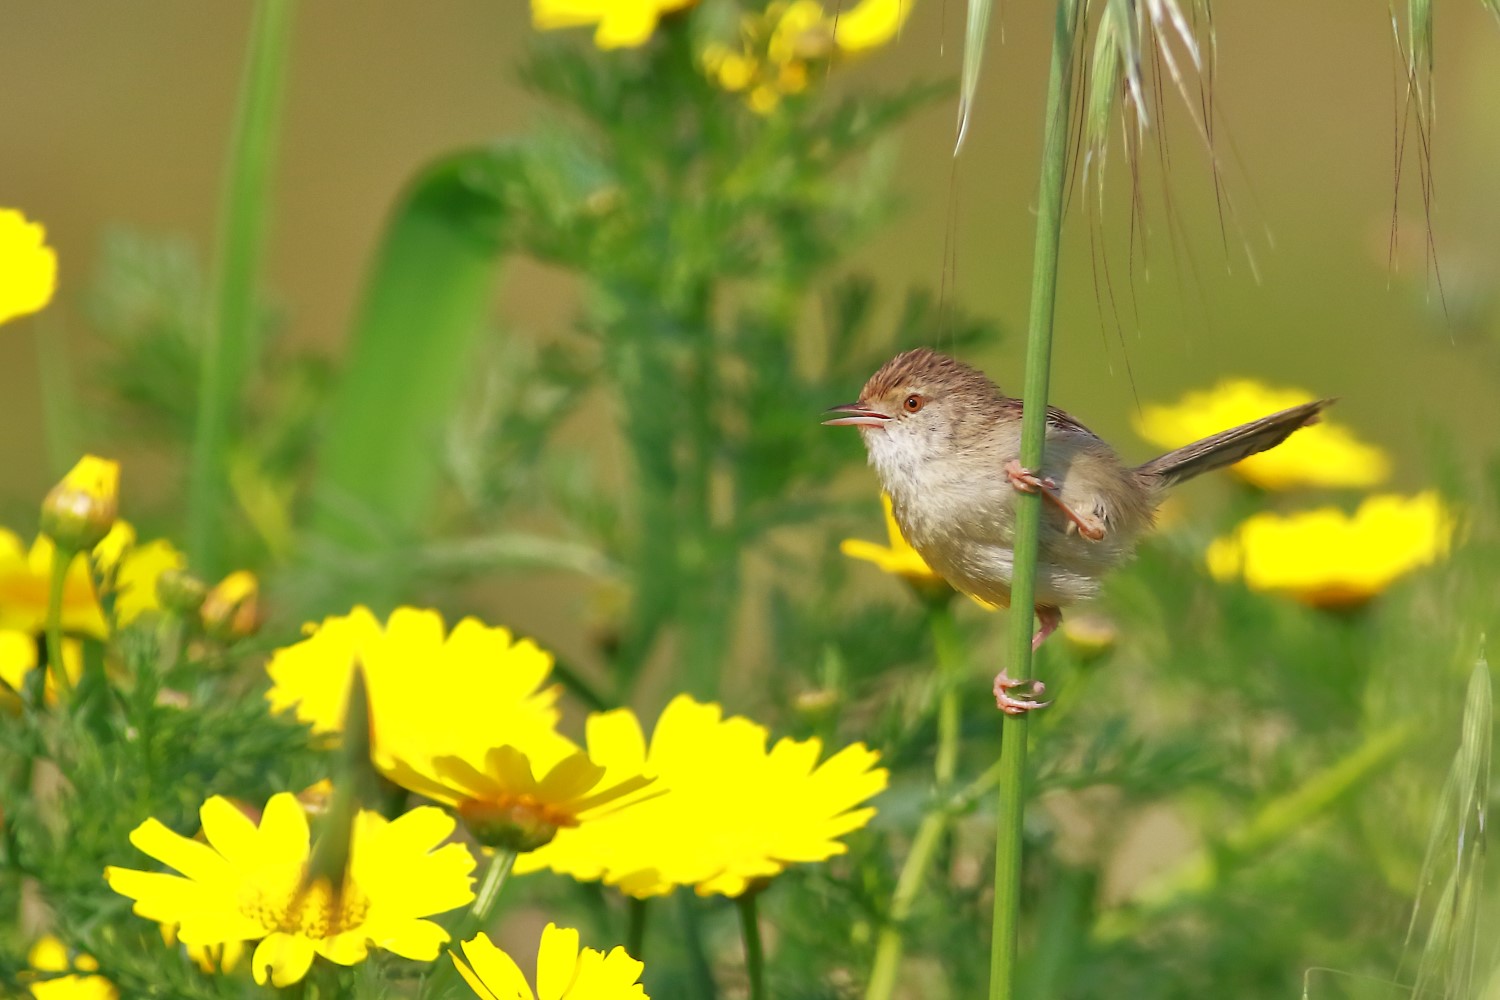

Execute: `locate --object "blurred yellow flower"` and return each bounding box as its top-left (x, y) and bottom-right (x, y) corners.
top-left (0, 209), bottom-right (58, 326)
top-left (200, 569), bottom-right (260, 640)
top-left (516, 695), bottom-right (887, 897)
top-left (1206, 492), bottom-right (1454, 608)
top-left (23, 935), bottom-right (116, 1000)
top-left (105, 793), bottom-right (475, 987)
top-left (0, 522), bottom-right (184, 638)
top-left (0, 628), bottom-right (82, 709)
top-left (41, 455), bottom-right (120, 552)
top-left (453, 926), bottom-right (648, 1000)
top-left (531, 0), bottom-right (696, 48)
top-left (841, 492), bottom-right (945, 586)
top-left (1134, 380), bottom-right (1390, 490)
top-left (702, 0), bottom-right (911, 112)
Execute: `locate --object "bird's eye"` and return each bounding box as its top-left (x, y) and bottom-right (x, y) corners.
top-left (903, 394), bottom-right (925, 413)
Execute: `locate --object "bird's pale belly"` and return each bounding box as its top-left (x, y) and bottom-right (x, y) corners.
top-left (919, 536), bottom-right (1105, 609)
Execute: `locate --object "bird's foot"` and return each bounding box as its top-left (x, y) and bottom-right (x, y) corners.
top-left (1005, 461), bottom-right (1107, 542)
top-left (993, 671), bottom-right (1050, 715)
top-left (1004, 459), bottom-right (1056, 494)
top-left (1033, 605), bottom-right (1062, 651)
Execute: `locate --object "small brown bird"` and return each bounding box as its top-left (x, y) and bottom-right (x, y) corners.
top-left (826, 348), bottom-right (1330, 713)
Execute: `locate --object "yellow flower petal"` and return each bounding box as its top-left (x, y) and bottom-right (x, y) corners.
top-left (0, 208), bottom-right (58, 326)
top-left (455, 925), bottom-right (647, 1000)
top-left (252, 933), bottom-right (317, 987)
top-left (517, 694), bottom-right (886, 897)
top-left (456, 933), bottom-right (534, 1000)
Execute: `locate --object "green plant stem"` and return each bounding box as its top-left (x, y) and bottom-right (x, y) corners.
top-left (626, 896), bottom-right (649, 960)
top-left (425, 848), bottom-right (516, 999)
top-left (989, 3), bottom-right (1079, 999)
top-left (865, 599), bottom-right (965, 1000)
top-left (464, 848), bottom-right (516, 940)
top-left (187, 0), bottom-right (295, 577)
top-left (44, 545), bottom-right (75, 701)
top-left (738, 892), bottom-right (767, 1000)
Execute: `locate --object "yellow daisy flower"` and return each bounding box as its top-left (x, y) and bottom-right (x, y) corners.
top-left (453, 926), bottom-right (648, 1000)
top-left (267, 606), bottom-right (649, 850)
top-left (0, 208), bottom-right (58, 326)
top-left (105, 792), bottom-right (476, 987)
top-left (0, 522), bottom-right (183, 638)
top-left (1206, 492), bottom-right (1455, 608)
top-left (1134, 380), bottom-right (1390, 490)
top-left (531, 0), bottom-right (696, 49)
top-left (516, 695), bottom-right (887, 897)
top-left (23, 935), bottom-right (117, 1000)
top-left (266, 605), bottom-right (561, 760)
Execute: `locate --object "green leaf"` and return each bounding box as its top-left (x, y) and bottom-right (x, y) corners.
top-left (308, 147), bottom-right (526, 552)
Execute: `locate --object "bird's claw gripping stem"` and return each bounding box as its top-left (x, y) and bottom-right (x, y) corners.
top-left (1004, 460), bottom-right (1106, 541)
top-left (993, 671), bottom-right (1050, 715)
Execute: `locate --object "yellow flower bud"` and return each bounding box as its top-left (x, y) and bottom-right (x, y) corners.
top-left (201, 570), bottom-right (261, 640)
top-left (155, 568), bottom-right (209, 616)
top-left (40, 455), bottom-right (120, 552)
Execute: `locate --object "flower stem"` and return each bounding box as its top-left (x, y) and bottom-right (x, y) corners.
top-left (737, 891), bottom-right (767, 1000)
top-left (44, 544), bottom-right (75, 702)
top-left (865, 601), bottom-right (966, 1000)
top-left (626, 896), bottom-right (649, 960)
top-left (989, 2), bottom-right (1080, 999)
top-left (464, 848), bottom-right (516, 940)
top-left (187, 0), bottom-right (295, 576)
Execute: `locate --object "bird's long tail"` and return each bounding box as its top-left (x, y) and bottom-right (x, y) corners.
top-left (1133, 399), bottom-right (1333, 488)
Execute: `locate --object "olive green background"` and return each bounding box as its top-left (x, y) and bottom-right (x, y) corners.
top-left (2, 1), bottom-right (1497, 523)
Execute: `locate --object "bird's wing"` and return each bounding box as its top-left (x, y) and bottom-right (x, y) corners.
top-left (997, 397), bottom-right (1104, 443)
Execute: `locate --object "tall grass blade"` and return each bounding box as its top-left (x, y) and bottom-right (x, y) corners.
top-left (956, 0), bottom-right (994, 153)
top-left (308, 148), bottom-right (521, 553)
top-left (187, 0), bottom-right (295, 577)
top-left (1405, 655), bottom-right (1490, 999)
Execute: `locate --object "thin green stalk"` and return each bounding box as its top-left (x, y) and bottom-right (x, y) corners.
top-left (866, 811), bottom-right (949, 1000)
top-left (626, 896), bottom-right (649, 960)
top-left (425, 848), bottom-right (517, 999)
top-left (44, 545), bottom-right (75, 701)
top-left (35, 316), bottom-right (79, 476)
top-left (738, 892), bottom-right (767, 1000)
top-left (989, 3), bottom-right (1080, 999)
top-left (188, 0), bottom-right (295, 577)
top-left (865, 599), bottom-right (965, 1000)
top-left (463, 848), bottom-right (517, 941)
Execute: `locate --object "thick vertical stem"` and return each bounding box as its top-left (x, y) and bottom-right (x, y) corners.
top-left (989, 2), bottom-right (1079, 999)
top-left (738, 892), bottom-right (767, 1000)
top-left (187, 0), bottom-right (295, 576)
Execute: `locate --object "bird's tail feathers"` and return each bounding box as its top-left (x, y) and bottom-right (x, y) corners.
top-left (1134, 399), bottom-right (1333, 488)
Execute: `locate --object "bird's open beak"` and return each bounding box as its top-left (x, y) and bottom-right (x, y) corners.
top-left (823, 402), bottom-right (891, 428)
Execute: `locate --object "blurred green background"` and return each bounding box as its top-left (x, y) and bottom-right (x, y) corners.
top-left (2, 1), bottom-right (1498, 669)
